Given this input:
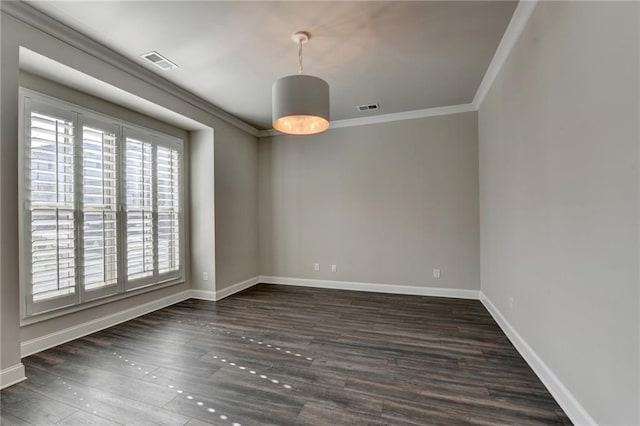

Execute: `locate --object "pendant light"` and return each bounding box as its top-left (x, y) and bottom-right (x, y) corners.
top-left (272, 31), bottom-right (330, 135)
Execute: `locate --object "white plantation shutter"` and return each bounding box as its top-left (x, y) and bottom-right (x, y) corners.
top-left (21, 90), bottom-right (184, 318)
top-left (80, 118), bottom-right (121, 300)
top-left (123, 130), bottom-right (182, 290)
top-left (156, 146), bottom-right (180, 274)
top-left (124, 136), bottom-right (155, 283)
top-left (24, 102), bottom-right (78, 313)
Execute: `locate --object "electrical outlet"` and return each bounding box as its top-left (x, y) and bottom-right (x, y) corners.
top-left (433, 268), bottom-right (441, 279)
top-left (509, 297), bottom-right (514, 311)
top-left (314, 263), bottom-right (320, 271)
top-left (331, 264), bottom-right (337, 272)
top-left (203, 271), bottom-right (209, 281)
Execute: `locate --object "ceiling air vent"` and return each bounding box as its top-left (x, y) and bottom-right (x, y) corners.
top-left (357, 103), bottom-right (380, 112)
top-left (140, 51), bottom-right (178, 71)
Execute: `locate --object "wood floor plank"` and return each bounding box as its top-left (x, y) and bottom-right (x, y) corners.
top-left (296, 401), bottom-right (390, 426)
top-left (2, 284), bottom-right (571, 425)
top-left (55, 410), bottom-right (122, 426)
top-left (0, 386), bottom-right (79, 425)
top-left (23, 363), bottom-right (190, 426)
top-left (0, 412), bottom-right (37, 426)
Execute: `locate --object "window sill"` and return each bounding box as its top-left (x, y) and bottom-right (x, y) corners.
top-left (20, 278), bottom-right (185, 326)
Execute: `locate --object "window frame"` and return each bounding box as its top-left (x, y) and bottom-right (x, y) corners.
top-left (19, 88), bottom-right (186, 321)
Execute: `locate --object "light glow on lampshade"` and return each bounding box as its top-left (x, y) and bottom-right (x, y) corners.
top-left (273, 115), bottom-right (330, 135)
top-left (272, 74), bottom-right (330, 136)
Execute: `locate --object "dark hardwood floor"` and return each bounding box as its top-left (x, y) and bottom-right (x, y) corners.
top-left (1, 284), bottom-right (571, 425)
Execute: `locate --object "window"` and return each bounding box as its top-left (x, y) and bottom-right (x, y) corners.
top-left (123, 128), bottom-right (182, 289)
top-left (20, 90), bottom-right (184, 317)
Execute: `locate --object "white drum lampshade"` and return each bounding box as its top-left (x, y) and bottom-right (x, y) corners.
top-left (272, 74), bottom-right (330, 135)
top-left (271, 31), bottom-right (330, 136)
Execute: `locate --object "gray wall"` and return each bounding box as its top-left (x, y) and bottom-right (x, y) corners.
top-left (478, 2), bottom-right (639, 424)
top-left (1, 11), bottom-right (23, 373)
top-left (190, 123), bottom-right (259, 293)
top-left (1, 11), bottom-right (259, 369)
top-left (259, 112), bottom-right (479, 291)
top-left (190, 129), bottom-right (215, 292)
top-left (215, 123), bottom-right (259, 290)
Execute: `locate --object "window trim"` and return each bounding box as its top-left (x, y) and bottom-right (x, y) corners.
top-left (19, 87), bottom-right (186, 322)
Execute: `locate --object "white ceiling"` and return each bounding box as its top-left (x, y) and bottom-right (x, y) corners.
top-left (26, 1), bottom-right (517, 131)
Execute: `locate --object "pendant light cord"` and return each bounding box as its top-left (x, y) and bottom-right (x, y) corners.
top-left (298, 39), bottom-right (304, 74)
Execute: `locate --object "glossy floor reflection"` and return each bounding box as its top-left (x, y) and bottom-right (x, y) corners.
top-left (0, 284), bottom-right (572, 425)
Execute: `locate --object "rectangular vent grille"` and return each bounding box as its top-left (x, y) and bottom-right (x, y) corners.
top-left (141, 51), bottom-right (178, 71)
top-left (357, 103), bottom-right (380, 112)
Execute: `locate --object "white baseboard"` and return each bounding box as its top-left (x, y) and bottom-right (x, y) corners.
top-left (479, 292), bottom-right (595, 426)
top-left (190, 276), bottom-right (260, 302)
top-left (214, 276), bottom-right (260, 301)
top-left (0, 363), bottom-right (26, 389)
top-left (21, 290), bottom-right (191, 358)
top-left (259, 276), bottom-right (480, 300)
top-left (189, 289), bottom-right (216, 301)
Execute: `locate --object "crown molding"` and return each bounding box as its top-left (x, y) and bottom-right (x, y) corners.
top-left (3, 0), bottom-right (536, 139)
top-left (257, 103), bottom-right (476, 138)
top-left (0, 0), bottom-right (260, 137)
top-left (472, 0), bottom-right (539, 108)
